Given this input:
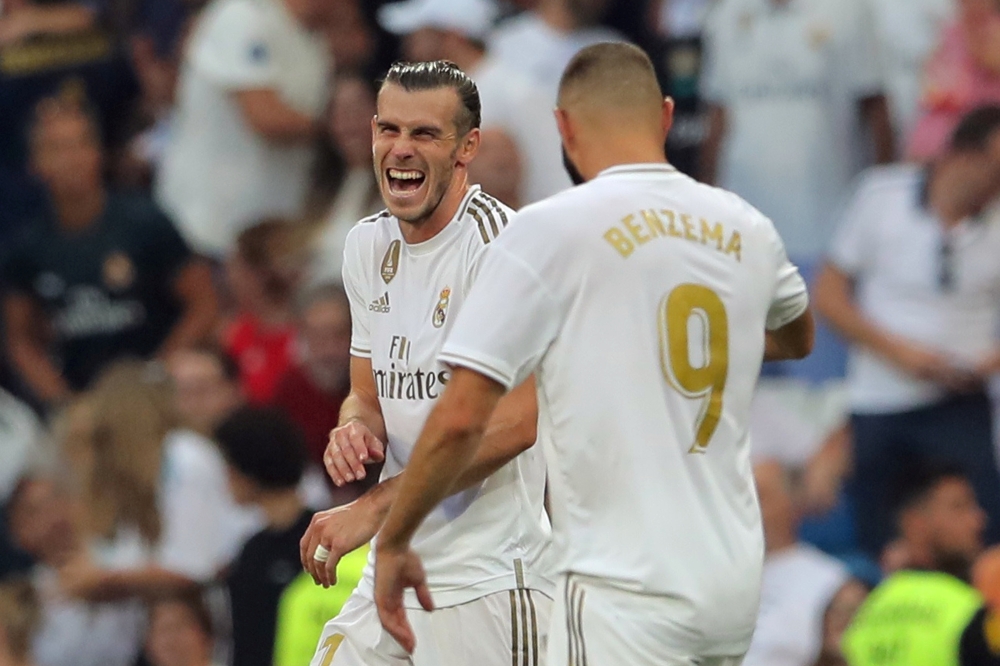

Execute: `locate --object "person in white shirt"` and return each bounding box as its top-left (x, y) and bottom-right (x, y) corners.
top-left (814, 105), bottom-right (1000, 558)
top-left (489, 0), bottom-right (625, 101)
top-left (298, 60), bottom-right (552, 666)
top-left (155, 0), bottom-right (332, 257)
top-left (700, 0), bottom-right (894, 383)
top-left (372, 43), bottom-right (814, 664)
top-left (745, 460), bottom-right (867, 666)
top-left (378, 0), bottom-right (571, 207)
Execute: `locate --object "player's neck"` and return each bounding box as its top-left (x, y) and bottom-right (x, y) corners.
top-left (398, 176), bottom-right (470, 245)
top-left (577, 140), bottom-right (669, 181)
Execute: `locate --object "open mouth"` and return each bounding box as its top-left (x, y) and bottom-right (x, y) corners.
top-left (386, 168), bottom-right (426, 197)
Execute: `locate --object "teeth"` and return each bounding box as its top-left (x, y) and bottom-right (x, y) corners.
top-left (388, 169), bottom-right (423, 181)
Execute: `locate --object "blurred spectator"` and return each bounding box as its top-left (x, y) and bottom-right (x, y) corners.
top-left (813, 576), bottom-right (869, 666)
top-left (0, 389), bottom-right (47, 504)
top-left (271, 284), bottom-right (350, 468)
top-left (745, 460), bottom-right (866, 666)
top-left (868, 0), bottom-right (953, 147)
top-left (0, 577), bottom-right (39, 666)
top-left (379, 0), bottom-right (570, 206)
top-left (325, 0), bottom-right (377, 75)
top-left (222, 220), bottom-right (298, 405)
top-left (271, 544), bottom-right (369, 666)
top-left (960, 547), bottom-right (1000, 665)
top-left (653, 0), bottom-right (711, 38)
top-left (908, 0), bottom-right (1000, 161)
top-left (0, 3), bottom-right (137, 245)
top-left (815, 106), bottom-right (1000, 556)
top-left (165, 346), bottom-right (242, 437)
top-left (6, 475), bottom-right (147, 666)
top-left (488, 0), bottom-right (624, 100)
top-left (842, 463), bottom-right (985, 666)
top-left (0, 94), bottom-right (218, 407)
top-left (59, 362), bottom-right (257, 607)
top-left (309, 74), bottom-right (382, 285)
top-left (700, 0), bottom-right (893, 382)
top-left (214, 407), bottom-right (311, 666)
top-left (145, 591), bottom-right (221, 666)
top-left (155, 0), bottom-right (333, 257)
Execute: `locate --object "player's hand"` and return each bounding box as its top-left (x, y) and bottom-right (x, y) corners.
top-left (299, 501), bottom-right (381, 588)
top-left (374, 545), bottom-right (434, 654)
top-left (324, 421), bottom-right (385, 486)
top-left (887, 340), bottom-right (980, 391)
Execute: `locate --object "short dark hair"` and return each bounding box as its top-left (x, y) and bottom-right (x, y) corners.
top-left (214, 407), bottom-right (307, 490)
top-left (381, 60), bottom-right (481, 135)
top-left (892, 460), bottom-right (969, 523)
top-left (149, 588), bottom-right (214, 639)
top-left (28, 83), bottom-right (103, 152)
top-left (950, 105), bottom-right (1000, 153)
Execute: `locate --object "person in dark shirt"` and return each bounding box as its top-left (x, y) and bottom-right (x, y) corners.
top-left (0, 92), bottom-right (218, 406)
top-left (215, 406), bottom-right (312, 666)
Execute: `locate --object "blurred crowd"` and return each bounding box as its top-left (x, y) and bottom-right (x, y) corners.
top-left (1, 0), bottom-right (1000, 665)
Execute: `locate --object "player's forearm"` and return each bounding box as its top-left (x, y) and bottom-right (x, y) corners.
top-left (339, 390), bottom-right (388, 443)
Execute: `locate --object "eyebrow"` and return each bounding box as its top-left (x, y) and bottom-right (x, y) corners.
top-left (375, 120), bottom-right (445, 137)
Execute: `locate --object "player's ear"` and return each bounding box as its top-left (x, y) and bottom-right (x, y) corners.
top-left (456, 127), bottom-right (481, 167)
top-left (370, 115), bottom-right (378, 144)
top-left (554, 107), bottom-right (572, 148)
top-left (661, 97), bottom-right (675, 141)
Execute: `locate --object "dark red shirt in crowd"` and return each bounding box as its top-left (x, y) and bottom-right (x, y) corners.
top-left (271, 364), bottom-right (347, 467)
top-left (224, 313), bottom-right (296, 404)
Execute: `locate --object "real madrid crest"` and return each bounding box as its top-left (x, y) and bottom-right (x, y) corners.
top-left (102, 252), bottom-right (136, 292)
top-left (433, 288), bottom-right (451, 329)
top-left (381, 240), bottom-right (401, 284)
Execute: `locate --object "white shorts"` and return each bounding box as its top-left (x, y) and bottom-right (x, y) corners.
top-left (310, 589), bottom-right (552, 666)
top-left (548, 575), bottom-right (747, 666)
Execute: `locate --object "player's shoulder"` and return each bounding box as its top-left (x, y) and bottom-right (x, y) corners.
top-left (461, 188), bottom-right (515, 247)
top-left (344, 209), bottom-right (392, 245)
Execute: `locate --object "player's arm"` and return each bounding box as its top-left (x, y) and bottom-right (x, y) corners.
top-left (3, 292), bottom-right (71, 404)
top-left (764, 307), bottom-right (815, 361)
top-left (301, 375), bottom-right (537, 587)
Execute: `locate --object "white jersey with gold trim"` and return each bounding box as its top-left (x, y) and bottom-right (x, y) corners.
top-left (439, 165), bottom-right (809, 653)
top-left (342, 185), bottom-right (553, 609)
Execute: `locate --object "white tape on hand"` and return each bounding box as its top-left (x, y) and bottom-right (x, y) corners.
top-left (313, 545), bottom-right (331, 563)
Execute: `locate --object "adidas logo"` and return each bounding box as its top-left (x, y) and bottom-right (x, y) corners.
top-left (369, 292), bottom-right (391, 313)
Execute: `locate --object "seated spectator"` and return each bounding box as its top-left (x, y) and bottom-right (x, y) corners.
top-left (908, 0), bottom-right (1000, 161)
top-left (272, 284), bottom-right (350, 468)
top-left (166, 346), bottom-right (242, 437)
top-left (0, 577), bottom-right (39, 666)
top-left (214, 407), bottom-right (312, 666)
top-left (6, 475), bottom-right (148, 666)
top-left (154, 0), bottom-right (333, 257)
top-left (815, 106), bottom-right (1000, 556)
top-left (58, 362), bottom-right (258, 608)
top-left (0, 94), bottom-right (218, 408)
top-left (842, 463), bottom-right (986, 666)
top-left (223, 220), bottom-right (299, 405)
top-left (0, 2), bottom-right (137, 246)
top-left (145, 591), bottom-right (221, 666)
top-left (745, 461), bottom-right (867, 666)
top-left (379, 0), bottom-right (570, 207)
top-left (309, 74), bottom-right (383, 285)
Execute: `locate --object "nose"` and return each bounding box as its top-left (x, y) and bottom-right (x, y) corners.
top-left (389, 134), bottom-right (416, 162)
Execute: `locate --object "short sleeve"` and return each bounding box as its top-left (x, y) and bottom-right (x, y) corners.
top-left (440, 223), bottom-right (566, 390)
top-left (827, 175), bottom-right (877, 276)
top-left (763, 216), bottom-right (810, 331)
top-left (342, 228), bottom-right (371, 358)
top-left (187, 0), bottom-right (278, 89)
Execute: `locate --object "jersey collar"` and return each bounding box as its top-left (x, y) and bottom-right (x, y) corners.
top-left (595, 163), bottom-right (678, 179)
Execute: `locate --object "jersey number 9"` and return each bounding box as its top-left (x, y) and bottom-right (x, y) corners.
top-left (658, 284), bottom-right (730, 453)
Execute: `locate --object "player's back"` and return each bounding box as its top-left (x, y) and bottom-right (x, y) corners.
top-left (512, 164), bottom-right (807, 651)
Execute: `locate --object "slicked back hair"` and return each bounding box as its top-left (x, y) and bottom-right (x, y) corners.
top-left (380, 60), bottom-right (482, 136)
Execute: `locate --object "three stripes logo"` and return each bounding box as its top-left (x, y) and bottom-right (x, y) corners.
top-left (369, 292), bottom-right (390, 313)
top-left (467, 193), bottom-right (509, 245)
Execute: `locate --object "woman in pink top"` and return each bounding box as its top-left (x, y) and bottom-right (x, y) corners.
top-left (908, 0), bottom-right (1000, 160)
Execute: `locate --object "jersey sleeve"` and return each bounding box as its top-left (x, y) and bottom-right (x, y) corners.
top-left (188, 0), bottom-right (278, 90)
top-left (827, 173), bottom-right (877, 276)
top-left (763, 213), bottom-right (810, 331)
top-left (341, 227), bottom-right (372, 358)
top-left (440, 221), bottom-right (567, 390)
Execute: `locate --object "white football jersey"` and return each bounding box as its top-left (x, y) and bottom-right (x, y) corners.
top-left (342, 185), bottom-right (553, 609)
top-left (440, 165), bottom-right (809, 652)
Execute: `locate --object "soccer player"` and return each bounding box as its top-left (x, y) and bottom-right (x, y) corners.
top-left (372, 43), bottom-right (815, 664)
top-left (300, 61), bottom-right (552, 666)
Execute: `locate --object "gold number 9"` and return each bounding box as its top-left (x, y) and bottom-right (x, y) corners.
top-left (658, 284), bottom-right (730, 453)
